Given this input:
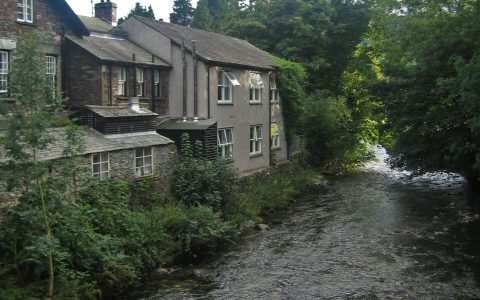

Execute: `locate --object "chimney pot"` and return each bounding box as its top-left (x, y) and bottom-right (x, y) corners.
top-left (95, 0), bottom-right (117, 25)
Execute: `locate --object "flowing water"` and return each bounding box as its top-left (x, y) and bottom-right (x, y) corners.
top-left (128, 148), bottom-right (480, 299)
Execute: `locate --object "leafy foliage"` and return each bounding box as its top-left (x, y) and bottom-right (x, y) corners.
top-left (170, 0), bottom-right (194, 26)
top-left (274, 57), bottom-right (306, 142)
top-left (371, 0), bottom-right (480, 180)
top-left (118, 2), bottom-right (155, 24)
top-left (174, 133), bottom-right (239, 214)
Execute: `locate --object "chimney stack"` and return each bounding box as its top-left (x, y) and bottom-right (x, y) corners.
top-left (95, 0), bottom-right (117, 25)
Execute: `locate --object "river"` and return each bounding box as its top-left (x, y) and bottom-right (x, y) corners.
top-left (127, 148), bottom-right (480, 299)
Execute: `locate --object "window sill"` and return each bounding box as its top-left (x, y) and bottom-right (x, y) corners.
top-left (249, 152), bottom-right (262, 158)
top-left (218, 101), bottom-right (233, 105)
top-left (16, 21), bottom-right (35, 27)
top-left (135, 174), bottom-right (154, 179)
top-left (271, 147), bottom-right (281, 151)
top-left (0, 97), bottom-right (16, 102)
top-left (249, 101), bottom-right (262, 105)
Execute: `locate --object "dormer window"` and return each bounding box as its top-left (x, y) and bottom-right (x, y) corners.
top-left (17, 0), bottom-right (33, 23)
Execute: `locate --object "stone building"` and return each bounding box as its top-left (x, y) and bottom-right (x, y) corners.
top-left (0, 1), bottom-right (179, 204)
top-left (0, 104), bottom-right (178, 203)
top-left (64, 12), bottom-right (172, 116)
top-left (0, 0), bottom-right (88, 101)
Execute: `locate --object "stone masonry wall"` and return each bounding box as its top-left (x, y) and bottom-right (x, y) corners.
top-left (0, 144), bottom-right (179, 205)
top-left (113, 67), bottom-right (170, 116)
top-left (0, 0), bottom-right (76, 42)
top-left (65, 41), bottom-right (102, 108)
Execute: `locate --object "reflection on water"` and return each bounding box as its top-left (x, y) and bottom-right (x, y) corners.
top-left (127, 148), bottom-right (480, 300)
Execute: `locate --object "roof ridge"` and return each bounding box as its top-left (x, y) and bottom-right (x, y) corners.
top-left (134, 15), bottom-right (247, 43)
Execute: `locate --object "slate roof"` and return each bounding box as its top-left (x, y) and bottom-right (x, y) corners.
top-left (131, 16), bottom-right (276, 70)
top-left (78, 15), bottom-right (114, 33)
top-left (66, 34), bottom-right (170, 67)
top-left (85, 105), bottom-right (158, 118)
top-left (0, 127), bottom-right (173, 164)
top-left (52, 0), bottom-right (89, 36)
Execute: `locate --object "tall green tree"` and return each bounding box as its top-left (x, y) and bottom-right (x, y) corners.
top-left (225, 0), bottom-right (371, 91)
top-left (170, 0), bottom-right (194, 26)
top-left (118, 2), bottom-right (155, 24)
top-left (372, 0), bottom-right (480, 181)
top-left (0, 32), bottom-right (84, 299)
top-left (192, 0), bottom-right (239, 33)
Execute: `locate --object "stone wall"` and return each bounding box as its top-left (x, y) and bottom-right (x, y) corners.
top-left (114, 67), bottom-right (170, 116)
top-left (65, 41), bottom-right (102, 108)
top-left (0, 0), bottom-right (76, 42)
top-left (0, 0), bottom-right (78, 102)
top-left (0, 143), bottom-right (179, 205)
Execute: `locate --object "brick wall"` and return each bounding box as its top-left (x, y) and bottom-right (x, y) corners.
top-left (65, 41), bottom-right (102, 108)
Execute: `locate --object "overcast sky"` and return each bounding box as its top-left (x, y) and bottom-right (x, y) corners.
top-left (65, 0), bottom-right (198, 23)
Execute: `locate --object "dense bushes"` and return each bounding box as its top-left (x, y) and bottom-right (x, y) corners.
top-left (237, 164), bottom-right (323, 223)
top-left (0, 131), bottom-right (320, 299)
top-left (0, 176), bottom-right (240, 299)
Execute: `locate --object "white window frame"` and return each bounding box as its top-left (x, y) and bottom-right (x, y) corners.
top-left (0, 51), bottom-right (9, 94)
top-left (270, 76), bottom-right (280, 103)
top-left (136, 68), bottom-right (144, 97)
top-left (250, 125), bottom-right (263, 155)
top-left (218, 71), bottom-right (240, 104)
top-left (249, 72), bottom-right (264, 104)
top-left (218, 128), bottom-right (234, 159)
top-left (17, 0), bottom-right (33, 23)
top-left (117, 67), bottom-right (126, 96)
top-left (218, 71), bottom-right (233, 103)
top-left (135, 147), bottom-right (153, 177)
top-left (271, 122), bottom-right (280, 149)
top-left (154, 69), bottom-right (160, 97)
top-left (45, 55), bottom-right (56, 100)
top-left (91, 152), bottom-right (110, 180)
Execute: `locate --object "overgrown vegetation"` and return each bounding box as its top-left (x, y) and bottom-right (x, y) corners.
top-left (0, 115), bottom-right (319, 299)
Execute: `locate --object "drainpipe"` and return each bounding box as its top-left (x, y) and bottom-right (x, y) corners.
top-left (207, 65), bottom-right (211, 119)
top-left (182, 38), bottom-right (187, 122)
top-left (60, 25), bottom-right (66, 99)
top-left (132, 54), bottom-right (137, 97)
top-left (151, 71), bottom-right (155, 113)
top-left (268, 73), bottom-right (272, 167)
top-left (108, 64), bottom-right (113, 106)
top-left (151, 56), bottom-right (156, 112)
top-left (193, 40), bottom-right (198, 122)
